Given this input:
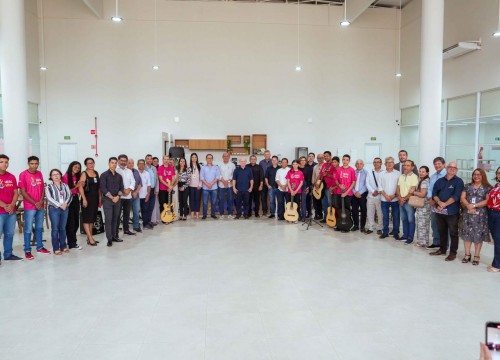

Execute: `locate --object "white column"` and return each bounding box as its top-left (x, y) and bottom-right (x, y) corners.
top-left (0, 0), bottom-right (30, 177)
top-left (418, 0), bottom-right (444, 168)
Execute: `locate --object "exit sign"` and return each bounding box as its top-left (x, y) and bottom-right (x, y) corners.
top-left (496, 137), bottom-right (500, 141)
top-left (370, 137), bottom-right (377, 141)
top-left (64, 136), bottom-right (71, 140)
top-left (90, 130), bottom-right (96, 135)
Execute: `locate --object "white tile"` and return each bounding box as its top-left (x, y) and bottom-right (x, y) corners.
top-left (72, 344), bottom-right (142, 360)
top-left (268, 335), bottom-right (340, 360)
top-left (137, 342), bottom-right (205, 360)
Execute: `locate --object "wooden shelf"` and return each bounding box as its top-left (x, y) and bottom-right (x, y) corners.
top-left (188, 139), bottom-right (226, 150)
top-left (252, 134), bottom-right (267, 155)
top-left (231, 146), bottom-right (250, 155)
top-left (227, 135), bottom-right (242, 145)
top-left (175, 139), bottom-right (189, 148)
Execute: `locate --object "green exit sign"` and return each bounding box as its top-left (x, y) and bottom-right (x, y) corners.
top-left (370, 137), bottom-right (377, 141)
top-left (496, 137), bottom-right (500, 141)
top-left (64, 136), bottom-right (71, 140)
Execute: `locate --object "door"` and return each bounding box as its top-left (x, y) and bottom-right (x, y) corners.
top-left (364, 143), bottom-right (381, 171)
top-left (59, 143), bottom-right (77, 172)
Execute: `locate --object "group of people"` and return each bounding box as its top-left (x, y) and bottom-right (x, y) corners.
top-left (0, 149), bottom-right (499, 273)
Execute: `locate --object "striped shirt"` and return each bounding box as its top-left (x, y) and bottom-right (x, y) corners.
top-left (45, 182), bottom-right (72, 208)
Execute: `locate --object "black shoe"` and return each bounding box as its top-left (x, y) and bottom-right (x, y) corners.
top-left (211, 215), bottom-right (218, 219)
top-left (202, 216), bottom-right (207, 220)
top-left (133, 228), bottom-right (142, 233)
top-left (244, 216), bottom-right (249, 219)
top-left (124, 230), bottom-right (135, 236)
top-left (314, 216), bottom-right (322, 220)
top-left (426, 244), bottom-right (440, 249)
top-left (379, 234), bottom-right (389, 239)
top-left (393, 235), bottom-right (402, 241)
top-left (340, 229), bottom-right (349, 233)
top-left (360, 227), bottom-right (366, 233)
top-left (365, 230), bottom-right (373, 235)
top-left (107, 241), bottom-right (113, 247)
top-left (235, 215), bottom-right (241, 219)
top-left (254, 214), bottom-right (260, 218)
top-left (268, 214), bottom-right (275, 218)
top-left (112, 238), bottom-right (123, 242)
top-left (4, 254), bottom-right (23, 261)
top-left (320, 219), bottom-right (326, 223)
top-left (376, 230), bottom-right (382, 235)
top-left (278, 217), bottom-right (285, 221)
top-left (151, 222), bottom-right (158, 227)
top-left (334, 228), bottom-right (341, 232)
top-left (145, 224), bottom-right (154, 230)
top-left (351, 226), bottom-right (359, 231)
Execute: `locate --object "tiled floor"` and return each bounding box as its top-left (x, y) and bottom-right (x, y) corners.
top-left (1, 217), bottom-right (498, 360)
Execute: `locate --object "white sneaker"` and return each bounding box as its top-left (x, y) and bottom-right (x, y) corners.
top-left (220, 215), bottom-right (225, 219)
top-left (227, 215), bottom-right (234, 219)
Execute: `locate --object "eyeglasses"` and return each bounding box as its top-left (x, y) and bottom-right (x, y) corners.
top-left (446, 166), bottom-right (458, 170)
top-left (473, 174), bottom-right (482, 177)
top-left (386, 161), bottom-right (394, 164)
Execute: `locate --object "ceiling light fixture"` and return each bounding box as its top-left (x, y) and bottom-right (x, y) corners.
top-left (40, 0), bottom-right (47, 71)
top-left (494, 0), bottom-right (500, 36)
top-left (295, 0), bottom-right (302, 71)
top-left (395, 0), bottom-right (402, 77)
top-left (340, 0), bottom-right (351, 26)
top-left (152, 0), bottom-right (159, 70)
top-left (111, 0), bottom-right (123, 22)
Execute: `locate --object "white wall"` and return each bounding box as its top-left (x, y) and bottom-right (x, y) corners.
top-left (38, 0), bottom-right (401, 173)
top-left (400, 0), bottom-right (500, 108)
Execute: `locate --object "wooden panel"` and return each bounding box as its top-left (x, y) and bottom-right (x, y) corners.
top-left (227, 135), bottom-right (242, 144)
top-left (252, 134), bottom-right (267, 155)
top-left (188, 139), bottom-right (226, 150)
top-left (175, 139), bottom-right (189, 148)
top-left (231, 146), bottom-right (249, 155)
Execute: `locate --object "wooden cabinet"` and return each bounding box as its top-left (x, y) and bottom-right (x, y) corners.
top-left (188, 139), bottom-right (226, 150)
top-left (252, 134), bottom-right (267, 155)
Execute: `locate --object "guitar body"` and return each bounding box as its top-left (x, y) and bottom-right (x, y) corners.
top-left (284, 201), bottom-right (299, 222)
top-left (312, 181), bottom-right (324, 200)
top-left (337, 196), bottom-right (353, 231)
top-left (160, 181), bottom-right (176, 223)
top-left (326, 206), bottom-right (336, 228)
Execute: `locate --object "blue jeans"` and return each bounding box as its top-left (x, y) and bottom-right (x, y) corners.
top-left (218, 187), bottom-right (233, 215)
top-left (321, 189), bottom-right (334, 219)
top-left (400, 201), bottom-right (416, 241)
top-left (48, 206), bottom-right (69, 251)
top-left (203, 189), bottom-right (217, 217)
top-left (268, 188), bottom-right (277, 215)
top-left (23, 209), bottom-right (45, 252)
top-left (0, 213), bottom-right (16, 259)
top-left (488, 209), bottom-right (500, 269)
top-left (131, 196), bottom-right (141, 229)
top-left (381, 201), bottom-right (400, 236)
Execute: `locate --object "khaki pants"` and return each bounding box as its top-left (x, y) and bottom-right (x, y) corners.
top-left (367, 196), bottom-right (382, 231)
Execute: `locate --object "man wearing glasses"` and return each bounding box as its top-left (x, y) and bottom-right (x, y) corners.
top-left (365, 157), bottom-right (384, 234)
top-left (429, 162), bottom-right (464, 261)
top-left (379, 156), bottom-right (401, 239)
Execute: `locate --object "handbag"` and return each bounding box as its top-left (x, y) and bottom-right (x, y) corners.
top-left (409, 195), bottom-right (424, 208)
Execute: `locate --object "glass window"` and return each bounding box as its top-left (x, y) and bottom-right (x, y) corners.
top-left (479, 88), bottom-right (500, 180)
top-left (401, 106), bottom-right (419, 126)
top-left (446, 94), bottom-right (477, 179)
top-left (400, 106), bottom-right (420, 164)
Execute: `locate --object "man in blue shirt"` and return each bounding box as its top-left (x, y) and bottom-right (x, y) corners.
top-left (351, 159), bottom-right (368, 232)
top-left (200, 154), bottom-right (221, 220)
top-left (426, 157), bottom-right (447, 249)
top-left (233, 158), bottom-right (254, 219)
top-left (429, 161), bottom-right (464, 261)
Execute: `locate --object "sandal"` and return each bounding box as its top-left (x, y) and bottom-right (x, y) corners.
top-left (487, 266), bottom-right (500, 273)
top-left (54, 250), bottom-right (62, 255)
top-left (472, 256), bottom-right (480, 266)
top-left (62, 248), bottom-right (70, 253)
top-left (461, 254), bottom-right (471, 263)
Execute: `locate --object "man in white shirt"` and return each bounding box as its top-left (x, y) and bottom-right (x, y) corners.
top-left (116, 154), bottom-right (136, 236)
top-left (218, 152), bottom-right (236, 219)
top-left (275, 158), bottom-right (290, 221)
top-left (365, 157), bottom-right (384, 235)
top-left (379, 156), bottom-right (401, 239)
top-left (137, 159), bottom-right (153, 229)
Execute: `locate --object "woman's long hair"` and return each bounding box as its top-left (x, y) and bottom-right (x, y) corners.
top-left (65, 161), bottom-right (82, 189)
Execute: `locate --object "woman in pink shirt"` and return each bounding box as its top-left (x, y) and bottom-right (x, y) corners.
top-left (286, 160), bottom-right (305, 221)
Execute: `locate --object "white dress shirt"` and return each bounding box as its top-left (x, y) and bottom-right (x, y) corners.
top-left (366, 169), bottom-right (384, 199)
top-left (218, 161), bottom-right (236, 188)
top-left (138, 169), bottom-right (151, 199)
top-left (379, 169), bottom-right (401, 202)
top-left (116, 166), bottom-right (136, 199)
top-left (275, 167), bottom-right (290, 192)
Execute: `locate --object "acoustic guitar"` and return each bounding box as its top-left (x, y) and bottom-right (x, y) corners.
top-left (160, 181), bottom-right (176, 223)
top-left (284, 200), bottom-right (299, 223)
top-left (325, 197), bottom-right (336, 228)
top-left (336, 194), bottom-right (353, 232)
top-left (312, 180), bottom-right (324, 200)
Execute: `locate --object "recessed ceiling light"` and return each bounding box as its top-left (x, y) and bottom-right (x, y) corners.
top-left (493, 31), bottom-right (500, 37)
top-left (340, 20), bottom-right (351, 27)
top-left (152, 65), bottom-right (160, 70)
top-left (295, 65), bottom-right (302, 71)
top-left (174, 117), bottom-right (180, 123)
top-left (396, 72), bottom-right (402, 77)
top-left (111, 16), bottom-right (123, 22)
top-left (40, 66), bottom-right (48, 71)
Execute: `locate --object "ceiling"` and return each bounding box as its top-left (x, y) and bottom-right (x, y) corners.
top-left (204, 0), bottom-right (414, 8)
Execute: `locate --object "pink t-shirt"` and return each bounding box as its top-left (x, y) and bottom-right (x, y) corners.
top-left (286, 169), bottom-right (304, 194)
top-left (62, 173), bottom-right (79, 195)
top-left (319, 162), bottom-right (337, 188)
top-left (335, 167), bottom-right (356, 196)
top-left (0, 172), bottom-right (18, 214)
top-left (158, 165), bottom-right (175, 191)
top-left (18, 170), bottom-right (44, 211)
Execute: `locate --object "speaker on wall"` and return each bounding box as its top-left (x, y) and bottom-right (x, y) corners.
top-left (169, 147), bottom-right (185, 159)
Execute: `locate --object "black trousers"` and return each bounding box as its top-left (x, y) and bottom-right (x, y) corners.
top-left (235, 190), bottom-right (250, 216)
top-left (248, 188), bottom-right (261, 216)
top-left (66, 195), bottom-right (80, 247)
top-left (261, 186), bottom-right (268, 214)
top-left (116, 198), bottom-right (131, 235)
top-left (305, 189), bottom-right (312, 216)
top-left (334, 194), bottom-right (352, 219)
top-left (351, 192), bottom-right (368, 228)
top-left (103, 197), bottom-right (121, 241)
top-left (436, 214), bottom-right (459, 255)
top-left (178, 188), bottom-right (189, 217)
top-left (159, 190), bottom-right (169, 215)
top-left (313, 187), bottom-right (324, 219)
top-left (277, 191), bottom-right (291, 219)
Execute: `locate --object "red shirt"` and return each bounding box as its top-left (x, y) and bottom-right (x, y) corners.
top-left (0, 171), bottom-right (18, 214)
top-left (18, 170), bottom-right (44, 211)
top-left (488, 183), bottom-right (500, 210)
top-left (62, 174), bottom-right (79, 195)
top-left (335, 167), bottom-right (357, 195)
top-left (286, 169), bottom-right (304, 194)
top-left (319, 162), bottom-right (337, 188)
top-left (158, 165), bottom-right (175, 191)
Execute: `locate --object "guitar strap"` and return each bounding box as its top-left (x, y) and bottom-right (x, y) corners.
top-left (372, 170), bottom-right (379, 189)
